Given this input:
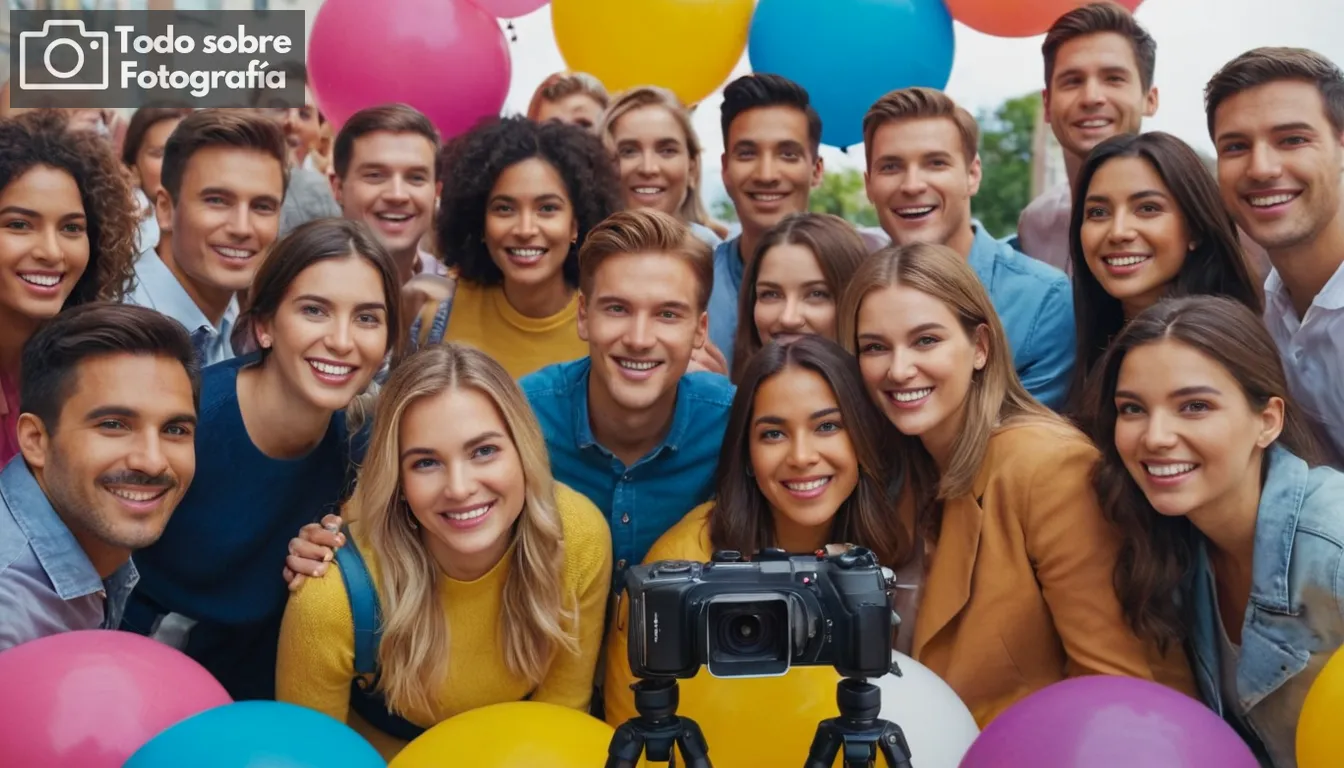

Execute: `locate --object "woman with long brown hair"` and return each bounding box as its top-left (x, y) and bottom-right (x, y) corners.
top-left (1089, 295), bottom-right (1344, 768)
top-left (838, 242), bottom-right (1195, 727)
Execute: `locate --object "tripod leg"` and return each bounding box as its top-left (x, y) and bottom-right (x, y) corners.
top-left (674, 718), bottom-right (714, 768)
top-left (604, 723), bottom-right (645, 768)
top-left (803, 721), bottom-right (842, 768)
top-left (874, 723), bottom-right (914, 768)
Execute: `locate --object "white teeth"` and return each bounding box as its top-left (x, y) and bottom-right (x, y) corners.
top-left (109, 487), bottom-right (162, 502)
top-left (897, 206), bottom-right (934, 216)
top-left (618, 359), bottom-right (660, 371)
top-left (19, 273), bottom-right (60, 287)
top-left (508, 248), bottom-right (546, 258)
top-left (376, 213), bottom-right (412, 221)
top-left (1104, 254), bottom-right (1149, 267)
top-left (1078, 119), bottom-right (1110, 128)
top-left (750, 193), bottom-right (786, 202)
top-left (783, 477), bottom-right (830, 491)
top-left (892, 388), bottom-right (932, 402)
top-left (1248, 193), bottom-right (1297, 208)
top-left (215, 246), bottom-right (253, 260)
top-left (1146, 462), bottom-right (1197, 477)
top-left (445, 503), bottom-right (491, 521)
top-left (633, 187), bottom-right (664, 194)
top-left (310, 360), bottom-right (353, 376)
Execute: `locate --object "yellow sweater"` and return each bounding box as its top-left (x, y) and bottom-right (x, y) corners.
top-left (276, 484), bottom-right (613, 760)
top-left (443, 281), bottom-right (588, 379)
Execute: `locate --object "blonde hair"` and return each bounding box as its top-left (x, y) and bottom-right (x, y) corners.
top-left (862, 87), bottom-right (980, 169)
top-left (353, 344), bottom-right (578, 716)
top-left (599, 86), bottom-right (715, 231)
top-left (579, 208), bottom-right (714, 310)
top-left (526, 72), bottom-right (610, 121)
top-left (838, 243), bottom-right (1068, 536)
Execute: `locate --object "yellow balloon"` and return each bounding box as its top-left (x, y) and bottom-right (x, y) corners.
top-left (552, 0), bottom-right (755, 106)
top-left (1297, 644), bottom-right (1344, 767)
top-left (390, 701), bottom-right (647, 768)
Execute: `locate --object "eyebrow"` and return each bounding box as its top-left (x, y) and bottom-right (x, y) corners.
top-left (400, 430), bottom-right (507, 460)
top-left (1086, 189), bottom-right (1169, 203)
top-left (1115, 385), bottom-right (1223, 400)
top-left (292, 294), bottom-right (388, 312)
top-left (754, 406), bottom-right (841, 425)
top-left (908, 322), bottom-right (948, 335)
top-left (490, 193), bottom-right (566, 204)
top-left (354, 161), bottom-right (432, 173)
top-left (1216, 121), bottom-right (1319, 144)
top-left (594, 294), bottom-right (693, 311)
top-left (84, 405), bottom-right (198, 426)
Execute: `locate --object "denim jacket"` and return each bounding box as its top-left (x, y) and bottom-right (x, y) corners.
top-left (1187, 446), bottom-right (1344, 767)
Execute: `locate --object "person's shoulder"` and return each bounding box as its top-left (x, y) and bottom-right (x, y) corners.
top-left (679, 371), bottom-right (736, 410)
top-left (993, 236), bottom-right (1070, 290)
top-left (521, 358), bottom-right (587, 397)
top-left (1294, 463), bottom-right (1344, 539)
top-left (644, 503), bottom-right (715, 564)
top-left (987, 420), bottom-right (1097, 475)
top-left (287, 542), bottom-right (357, 626)
top-left (556, 484), bottom-right (613, 550)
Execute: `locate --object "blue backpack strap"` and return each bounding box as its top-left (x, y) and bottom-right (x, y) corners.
top-left (424, 296), bottom-right (454, 347)
top-left (334, 527), bottom-right (380, 675)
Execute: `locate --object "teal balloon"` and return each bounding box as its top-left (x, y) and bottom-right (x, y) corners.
top-left (748, 0), bottom-right (956, 148)
top-left (124, 701), bottom-right (386, 768)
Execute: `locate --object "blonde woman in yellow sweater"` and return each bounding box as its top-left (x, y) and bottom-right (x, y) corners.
top-left (275, 344), bottom-right (612, 759)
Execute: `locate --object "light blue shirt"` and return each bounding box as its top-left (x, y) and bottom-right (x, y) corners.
top-left (689, 221), bottom-right (723, 249)
top-left (125, 249), bottom-right (238, 366)
top-left (0, 457), bottom-right (139, 652)
top-left (1186, 446), bottom-right (1344, 768)
top-left (520, 357), bottom-right (735, 573)
top-left (966, 224), bottom-right (1076, 409)
top-left (706, 237), bottom-right (745, 363)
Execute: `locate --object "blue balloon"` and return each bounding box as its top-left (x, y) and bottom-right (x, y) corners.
top-left (125, 701), bottom-right (386, 768)
top-left (748, 0), bottom-right (956, 148)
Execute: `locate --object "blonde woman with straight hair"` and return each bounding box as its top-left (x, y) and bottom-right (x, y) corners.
top-left (275, 344), bottom-right (612, 760)
top-left (600, 85), bottom-right (727, 244)
top-left (838, 242), bottom-right (1196, 727)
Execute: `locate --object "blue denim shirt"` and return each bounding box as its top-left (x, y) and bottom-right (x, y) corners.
top-left (967, 224), bottom-right (1076, 410)
top-left (706, 237), bottom-right (745, 364)
top-left (0, 457), bottom-right (139, 652)
top-left (1186, 446), bottom-right (1344, 768)
top-left (520, 358), bottom-right (734, 574)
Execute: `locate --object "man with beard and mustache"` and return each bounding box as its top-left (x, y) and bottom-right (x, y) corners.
top-left (0, 304), bottom-right (199, 651)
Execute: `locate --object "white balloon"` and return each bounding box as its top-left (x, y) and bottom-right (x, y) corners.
top-left (873, 652), bottom-right (980, 768)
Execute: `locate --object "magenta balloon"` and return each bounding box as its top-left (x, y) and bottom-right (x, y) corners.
top-left (467, 0), bottom-right (551, 17)
top-left (0, 630), bottom-right (231, 767)
top-left (960, 676), bottom-right (1260, 768)
top-left (308, 0), bottom-right (512, 140)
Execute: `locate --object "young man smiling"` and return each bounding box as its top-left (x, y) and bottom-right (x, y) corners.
top-left (863, 87), bottom-right (1076, 409)
top-left (126, 110), bottom-right (288, 365)
top-left (1206, 48), bottom-right (1344, 467)
top-left (521, 209), bottom-right (733, 573)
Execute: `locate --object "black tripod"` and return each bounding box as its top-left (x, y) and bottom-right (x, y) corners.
top-left (803, 677), bottom-right (914, 768)
top-left (605, 678), bottom-right (713, 768)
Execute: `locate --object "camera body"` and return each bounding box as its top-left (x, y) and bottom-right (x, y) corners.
top-left (624, 547), bottom-right (896, 681)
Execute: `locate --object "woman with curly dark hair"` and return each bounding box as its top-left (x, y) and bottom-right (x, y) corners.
top-left (0, 109), bottom-right (139, 465)
top-left (410, 115), bottom-right (622, 379)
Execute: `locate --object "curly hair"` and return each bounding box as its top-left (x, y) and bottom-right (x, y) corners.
top-left (437, 115), bottom-right (622, 287)
top-left (0, 110), bottom-right (138, 304)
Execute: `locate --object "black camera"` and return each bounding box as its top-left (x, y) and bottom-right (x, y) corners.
top-left (623, 546), bottom-right (897, 682)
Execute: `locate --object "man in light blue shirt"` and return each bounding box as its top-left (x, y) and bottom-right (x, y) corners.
top-left (0, 304), bottom-right (199, 651)
top-left (521, 210), bottom-right (734, 573)
top-left (862, 88), bottom-right (1075, 408)
top-left (125, 110), bottom-right (288, 366)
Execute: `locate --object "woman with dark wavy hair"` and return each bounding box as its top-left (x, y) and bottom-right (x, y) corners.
top-left (1067, 131), bottom-right (1262, 418)
top-left (0, 109), bottom-right (139, 465)
top-left (1090, 295), bottom-right (1344, 767)
top-left (408, 116), bottom-right (622, 378)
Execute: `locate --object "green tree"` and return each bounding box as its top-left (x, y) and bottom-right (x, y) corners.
top-left (973, 92), bottom-right (1039, 240)
top-left (711, 197), bottom-right (738, 223)
top-left (808, 167), bottom-right (878, 227)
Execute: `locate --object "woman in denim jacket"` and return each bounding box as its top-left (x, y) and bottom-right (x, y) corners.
top-left (1088, 295), bottom-right (1344, 767)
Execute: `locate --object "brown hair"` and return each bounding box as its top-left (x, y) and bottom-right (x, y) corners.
top-left (600, 86), bottom-right (714, 231)
top-left (1089, 295), bottom-right (1321, 649)
top-left (578, 208), bottom-right (714, 311)
top-left (159, 109), bottom-right (289, 203)
top-left (121, 106), bottom-right (193, 168)
top-left (1204, 47), bottom-right (1344, 138)
top-left (839, 243), bottom-right (1069, 539)
top-left (1043, 2), bottom-right (1157, 92)
top-left (709, 335), bottom-right (909, 568)
top-left (862, 87), bottom-right (979, 167)
top-left (526, 72), bottom-right (610, 122)
top-left (731, 212), bottom-right (869, 382)
top-left (332, 103), bottom-right (441, 180)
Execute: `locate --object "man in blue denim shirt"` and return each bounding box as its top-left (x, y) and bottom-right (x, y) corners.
top-left (862, 88), bottom-right (1076, 409)
top-left (522, 210), bottom-right (734, 574)
top-left (0, 305), bottom-right (199, 651)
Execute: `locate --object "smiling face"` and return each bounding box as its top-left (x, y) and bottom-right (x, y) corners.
top-left (865, 117), bottom-right (981, 257)
top-left (1081, 155), bottom-right (1192, 316)
top-left (611, 105), bottom-right (694, 217)
top-left (1045, 32), bottom-right (1158, 162)
top-left (535, 93), bottom-right (606, 132)
top-left (334, 131), bottom-right (439, 263)
top-left (0, 165), bottom-right (90, 326)
top-left (1112, 338), bottom-right (1283, 521)
top-left (399, 386), bottom-right (527, 581)
top-left (1213, 80), bottom-right (1344, 256)
top-left (253, 255), bottom-right (389, 413)
top-left (854, 283), bottom-right (987, 466)
top-left (749, 366), bottom-right (858, 552)
top-left (722, 106), bottom-right (822, 237)
top-left (753, 242), bottom-right (837, 346)
top-left (483, 157), bottom-right (578, 292)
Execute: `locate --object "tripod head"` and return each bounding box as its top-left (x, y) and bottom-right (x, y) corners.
top-left (605, 679), bottom-right (713, 768)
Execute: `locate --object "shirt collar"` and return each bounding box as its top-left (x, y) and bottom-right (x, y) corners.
top-left (1249, 444), bottom-right (1311, 612)
top-left (568, 358), bottom-right (693, 456)
top-left (719, 237), bottom-right (745, 286)
top-left (965, 223), bottom-right (999, 284)
top-left (135, 249), bottom-right (239, 338)
top-left (0, 459), bottom-right (112, 601)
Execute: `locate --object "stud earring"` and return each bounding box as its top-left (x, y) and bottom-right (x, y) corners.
top-left (260, 336), bottom-right (272, 349)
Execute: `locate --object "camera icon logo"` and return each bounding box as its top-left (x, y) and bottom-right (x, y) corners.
top-left (19, 20), bottom-right (110, 91)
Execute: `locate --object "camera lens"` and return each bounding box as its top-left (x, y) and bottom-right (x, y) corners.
top-left (721, 612), bottom-right (773, 655)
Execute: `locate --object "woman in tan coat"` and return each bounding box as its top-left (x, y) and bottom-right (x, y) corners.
top-left (838, 242), bottom-right (1195, 726)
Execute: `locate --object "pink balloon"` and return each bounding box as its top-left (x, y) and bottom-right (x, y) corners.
top-left (309, 0), bottom-right (512, 140)
top-left (467, 0), bottom-right (550, 18)
top-left (0, 630), bottom-right (231, 768)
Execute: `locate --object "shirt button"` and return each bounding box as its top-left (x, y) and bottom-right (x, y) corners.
top-left (621, 513), bottom-right (630, 524)
top-left (622, 474), bottom-right (631, 482)
top-left (617, 559), bottom-right (628, 570)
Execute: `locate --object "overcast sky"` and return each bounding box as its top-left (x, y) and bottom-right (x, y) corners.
top-left (496, 0), bottom-right (1338, 205)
